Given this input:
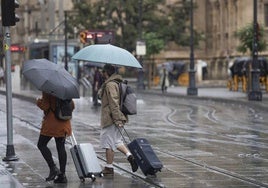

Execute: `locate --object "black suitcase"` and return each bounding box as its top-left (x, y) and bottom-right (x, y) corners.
top-left (128, 138), bottom-right (163, 176)
top-left (119, 127), bottom-right (163, 176)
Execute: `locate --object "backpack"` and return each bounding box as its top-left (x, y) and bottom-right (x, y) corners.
top-left (118, 80), bottom-right (137, 115)
top-left (54, 98), bottom-right (73, 121)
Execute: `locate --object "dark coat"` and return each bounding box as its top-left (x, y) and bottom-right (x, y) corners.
top-left (36, 92), bottom-right (73, 137)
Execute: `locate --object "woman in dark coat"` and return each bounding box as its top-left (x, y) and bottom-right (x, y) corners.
top-left (36, 92), bottom-right (74, 184)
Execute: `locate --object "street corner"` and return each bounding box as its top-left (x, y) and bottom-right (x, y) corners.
top-left (0, 160), bottom-right (24, 188)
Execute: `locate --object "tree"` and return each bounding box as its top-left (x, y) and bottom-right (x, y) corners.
top-left (69, 1), bottom-right (201, 55)
top-left (166, 0), bottom-right (202, 46)
top-left (144, 32), bottom-right (165, 57)
top-left (91, 0), bottom-right (166, 53)
top-left (65, 3), bottom-right (95, 39)
top-left (234, 23), bottom-right (267, 54)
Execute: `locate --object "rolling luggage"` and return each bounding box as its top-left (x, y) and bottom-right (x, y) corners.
top-left (119, 128), bottom-right (163, 176)
top-left (70, 133), bottom-right (103, 182)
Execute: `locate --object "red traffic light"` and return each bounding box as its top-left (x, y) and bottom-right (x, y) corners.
top-left (79, 30), bottom-right (114, 44)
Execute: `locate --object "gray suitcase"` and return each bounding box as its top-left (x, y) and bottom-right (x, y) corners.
top-left (70, 133), bottom-right (103, 182)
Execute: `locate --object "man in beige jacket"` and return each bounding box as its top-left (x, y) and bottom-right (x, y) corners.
top-left (98, 64), bottom-right (138, 175)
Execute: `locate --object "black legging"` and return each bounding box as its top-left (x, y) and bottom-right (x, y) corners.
top-left (37, 134), bottom-right (67, 174)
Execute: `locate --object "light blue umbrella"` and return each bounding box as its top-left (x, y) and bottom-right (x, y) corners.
top-left (72, 44), bottom-right (142, 68)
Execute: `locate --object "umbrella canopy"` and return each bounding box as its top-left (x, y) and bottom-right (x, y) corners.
top-left (72, 44), bottom-right (142, 68)
top-left (22, 59), bottom-right (80, 99)
top-left (84, 61), bottom-right (104, 68)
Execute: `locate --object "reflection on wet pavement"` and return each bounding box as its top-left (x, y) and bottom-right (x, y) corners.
top-left (0, 93), bottom-right (267, 187)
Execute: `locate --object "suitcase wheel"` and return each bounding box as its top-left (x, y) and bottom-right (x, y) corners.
top-left (90, 174), bottom-right (96, 182)
top-left (80, 177), bottom-right (85, 182)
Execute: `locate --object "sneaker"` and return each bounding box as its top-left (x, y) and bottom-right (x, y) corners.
top-left (54, 173), bottom-right (67, 184)
top-left (102, 167), bottom-right (114, 176)
top-left (127, 155), bottom-right (138, 172)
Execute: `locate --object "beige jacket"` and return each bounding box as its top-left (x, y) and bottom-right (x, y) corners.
top-left (98, 74), bottom-right (128, 128)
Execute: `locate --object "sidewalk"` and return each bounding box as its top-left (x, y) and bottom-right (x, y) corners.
top-left (143, 86), bottom-right (268, 111)
top-left (0, 87), bottom-right (156, 188)
top-left (0, 85), bottom-right (268, 188)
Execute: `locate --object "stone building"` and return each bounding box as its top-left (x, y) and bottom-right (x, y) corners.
top-left (3, 0), bottom-right (268, 81)
top-left (199, 0), bottom-right (268, 80)
top-left (6, 0), bottom-right (73, 66)
top-left (157, 0), bottom-right (268, 80)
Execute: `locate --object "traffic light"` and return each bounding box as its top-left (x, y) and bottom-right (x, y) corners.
top-left (79, 31), bottom-right (87, 44)
top-left (1, 0), bottom-right (20, 26)
top-left (79, 30), bottom-right (114, 44)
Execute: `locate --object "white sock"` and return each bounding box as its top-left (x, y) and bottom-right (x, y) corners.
top-left (105, 164), bottom-right (113, 168)
top-left (126, 152), bottom-right (131, 158)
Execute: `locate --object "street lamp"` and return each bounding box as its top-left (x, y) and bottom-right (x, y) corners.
top-left (137, 0), bottom-right (145, 90)
top-left (248, 0), bottom-right (262, 101)
top-left (64, 11), bottom-right (68, 71)
top-left (187, 0), bottom-right (198, 95)
top-left (63, 10), bottom-right (78, 72)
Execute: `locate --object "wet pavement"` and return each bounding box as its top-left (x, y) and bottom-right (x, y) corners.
top-left (0, 84), bottom-right (268, 188)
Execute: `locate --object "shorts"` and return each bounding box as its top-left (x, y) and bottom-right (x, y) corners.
top-left (100, 124), bottom-right (124, 151)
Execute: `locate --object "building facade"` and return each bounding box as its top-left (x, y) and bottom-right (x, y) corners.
top-left (3, 0), bottom-right (73, 68)
top-left (156, 0), bottom-right (268, 80)
top-left (3, 0), bottom-right (268, 80)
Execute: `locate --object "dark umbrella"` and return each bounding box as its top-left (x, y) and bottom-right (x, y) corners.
top-left (22, 59), bottom-right (80, 99)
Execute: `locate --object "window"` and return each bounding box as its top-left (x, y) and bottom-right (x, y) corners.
top-left (264, 4), bottom-right (268, 27)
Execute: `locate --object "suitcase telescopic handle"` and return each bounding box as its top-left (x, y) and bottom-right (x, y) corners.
top-left (117, 126), bottom-right (132, 145)
top-left (70, 132), bottom-right (78, 146)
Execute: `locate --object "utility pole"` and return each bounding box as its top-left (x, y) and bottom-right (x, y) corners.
top-left (137, 0), bottom-right (145, 90)
top-left (64, 11), bottom-right (68, 71)
top-left (2, 27), bottom-right (18, 161)
top-left (248, 0), bottom-right (262, 101)
top-left (187, 0), bottom-right (197, 96)
top-left (1, 0), bottom-right (20, 161)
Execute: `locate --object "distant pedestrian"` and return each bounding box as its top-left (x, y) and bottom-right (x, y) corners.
top-left (92, 67), bottom-right (102, 107)
top-left (0, 66), bottom-right (4, 86)
top-left (160, 65), bottom-right (169, 93)
top-left (36, 92), bottom-right (74, 184)
top-left (98, 64), bottom-right (138, 176)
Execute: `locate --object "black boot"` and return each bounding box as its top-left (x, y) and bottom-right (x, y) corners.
top-left (54, 173), bottom-right (67, 184)
top-left (46, 166), bottom-right (60, 181)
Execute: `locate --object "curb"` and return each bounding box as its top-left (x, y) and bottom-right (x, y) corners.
top-left (139, 88), bottom-right (268, 112)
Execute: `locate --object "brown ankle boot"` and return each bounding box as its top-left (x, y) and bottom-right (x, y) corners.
top-left (102, 167), bottom-right (114, 176)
